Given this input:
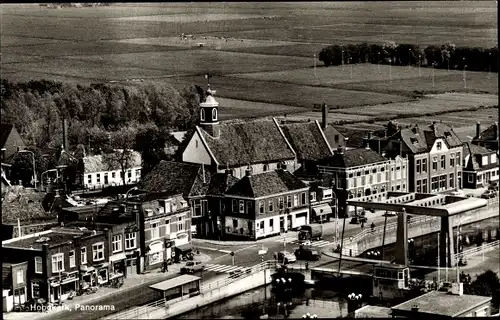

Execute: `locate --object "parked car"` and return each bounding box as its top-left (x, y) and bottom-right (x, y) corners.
top-left (480, 190), bottom-right (496, 199)
top-left (294, 247), bottom-right (321, 261)
top-left (350, 216), bottom-right (367, 224)
top-left (229, 268), bottom-right (251, 278)
top-left (181, 261), bottom-right (205, 274)
top-left (449, 190), bottom-right (463, 196)
top-left (273, 251), bottom-right (297, 264)
top-left (488, 181), bottom-right (499, 191)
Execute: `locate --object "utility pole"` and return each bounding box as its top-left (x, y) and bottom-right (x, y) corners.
top-left (314, 53), bottom-right (317, 78)
top-left (338, 213), bottom-right (347, 277)
top-left (437, 231), bottom-right (441, 285)
top-left (381, 212), bottom-right (388, 260)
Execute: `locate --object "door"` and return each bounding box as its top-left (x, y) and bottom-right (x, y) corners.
top-left (287, 215), bottom-right (292, 230)
top-left (280, 217), bottom-right (285, 233)
top-left (126, 258), bottom-right (137, 275)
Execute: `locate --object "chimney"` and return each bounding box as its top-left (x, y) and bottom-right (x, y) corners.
top-left (476, 122), bottom-right (481, 138)
top-left (225, 169), bottom-right (232, 176)
top-left (368, 131), bottom-right (373, 139)
top-left (62, 118), bottom-right (69, 151)
top-left (321, 103), bottom-right (328, 130)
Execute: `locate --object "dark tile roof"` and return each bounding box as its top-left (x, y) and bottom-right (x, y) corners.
top-left (1, 186), bottom-right (57, 224)
top-left (478, 123), bottom-right (498, 141)
top-left (141, 194), bottom-right (190, 216)
top-left (391, 290), bottom-right (491, 317)
top-left (226, 169), bottom-right (307, 198)
top-left (2, 263), bottom-right (13, 288)
top-left (95, 200), bottom-right (138, 223)
top-left (206, 172), bottom-right (239, 196)
top-left (199, 119), bottom-right (295, 168)
top-left (464, 142), bottom-right (494, 157)
top-left (398, 123), bottom-right (463, 154)
top-left (0, 124), bottom-right (14, 148)
top-left (318, 148), bottom-right (388, 168)
top-left (464, 142), bottom-right (498, 171)
top-left (281, 121), bottom-right (332, 161)
top-left (138, 161), bottom-right (210, 198)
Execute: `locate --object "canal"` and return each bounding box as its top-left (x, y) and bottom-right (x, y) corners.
top-left (175, 217), bottom-right (498, 319)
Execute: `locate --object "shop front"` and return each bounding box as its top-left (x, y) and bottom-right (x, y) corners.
top-left (174, 243), bottom-right (193, 262)
top-left (125, 252), bottom-right (139, 276)
top-left (80, 265), bottom-right (96, 291)
top-left (49, 271), bottom-right (79, 303)
top-left (165, 239), bottom-right (175, 264)
top-left (312, 204), bottom-right (333, 223)
top-left (95, 263), bottom-right (109, 286)
top-left (146, 240), bottom-right (164, 270)
top-left (109, 253), bottom-right (126, 284)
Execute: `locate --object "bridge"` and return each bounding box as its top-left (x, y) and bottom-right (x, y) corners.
top-left (347, 192), bottom-right (491, 267)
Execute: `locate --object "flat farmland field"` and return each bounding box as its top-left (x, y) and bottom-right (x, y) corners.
top-left (161, 76), bottom-right (411, 109)
top-left (215, 97), bottom-right (306, 120)
top-left (220, 43), bottom-right (327, 58)
top-left (63, 50), bottom-right (313, 75)
top-left (279, 111), bottom-right (373, 123)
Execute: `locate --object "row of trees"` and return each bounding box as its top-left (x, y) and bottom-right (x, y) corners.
top-left (2, 79), bottom-right (204, 186)
top-left (318, 42), bottom-right (498, 72)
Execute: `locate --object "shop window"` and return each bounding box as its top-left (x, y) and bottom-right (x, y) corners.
top-left (31, 281), bottom-right (40, 298)
top-left (233, 219), bottom-right (238, 229)
top-left (35, 257), bottom-right (43, 274)
top-left (93, 242), bottom-right (105, 262)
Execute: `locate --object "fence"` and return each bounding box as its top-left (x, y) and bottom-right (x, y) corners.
top-left (106, 260), bottom-right (279, 319)
top-left (454, 240), bottom-right (499, 261)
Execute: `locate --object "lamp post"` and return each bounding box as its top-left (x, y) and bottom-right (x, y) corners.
top-left (125, 186), bottom-right (138, 201)
top-left (418, 54), bottom-right (421, 77)
top-left (377, 52), bottom-right (381, 73)
top-left (463, 62), bottom-right (467, 90)
top-left (349, 57), bottom-right (353, 80)
top-left (332, 189), bottom-right (339, 242)
top-left (408, 48), bottom-right (412, 70)
top-left (432, 62), bottom-right (435, 87)
top-left (341, 50), bottom-right (344, 70)
top-left (19, 149), bottom-right (36, 190)
top-left (388, 58), bottom-right (392, 82)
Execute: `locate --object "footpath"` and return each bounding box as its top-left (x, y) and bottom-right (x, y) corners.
top-left (3, 253), bottom-right (212, 320)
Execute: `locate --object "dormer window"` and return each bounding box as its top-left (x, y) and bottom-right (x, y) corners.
top-left (436, 141), bottom-right (442, 150)
top-left (212, 108), bottom-right (218, 121)
top-left (200, 109), bottom-right (205, 121)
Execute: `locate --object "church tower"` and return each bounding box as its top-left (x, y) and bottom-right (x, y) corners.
top-left (199, 85), bottom-right (220, 138)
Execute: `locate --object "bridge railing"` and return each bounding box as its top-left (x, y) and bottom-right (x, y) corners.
top-left (454, 240), bottom-right (499, 261)
top-left (105, 260), bottom-right (279, 319)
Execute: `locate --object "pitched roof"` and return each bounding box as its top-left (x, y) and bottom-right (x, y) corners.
top-left (0, 123), bottom-right (14, 148)
top-left (280, 121), bottom-right (332, 161)
top-left (141, 194), bottom-right (190, 216)
top-left (323, 124), bottom-right (345, 149)
top-left (397, 122), bottom-right (463, 154)
top-left (226, 169), bottom-right (307, 198)
top-left (58, 149), bottom-right (79, 167)
top-left (318, 148), bottom-right (388, 168)
top-left (83, 151), bottom-right (141, 173)
top-left (464, 142), bottom-right (497, 171)
top-left (138, 161), bottom-right (210, 198)
top-left (1, 186), bottom-right (56, 224)
top-left (206, 172), bottom-right (239, 196)
top-left (198, 118), bottom-right (295, 168)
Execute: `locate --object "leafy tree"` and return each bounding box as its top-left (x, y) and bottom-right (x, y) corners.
top-left (464, 270), bottom-right (500, 313)
top-left (318, 45), bottom-right (343, 67)
top-left (10, 147), bottom-right (50, 187)
top-left (135, 124), bottom-right (169, 177)
top-left (103, 126), bottom-right (138, 186)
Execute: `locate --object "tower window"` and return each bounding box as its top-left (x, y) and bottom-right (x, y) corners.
top-left (212, 108), bottom-right (218, 121)
top-left (200, 109), bottom-right (205, 121)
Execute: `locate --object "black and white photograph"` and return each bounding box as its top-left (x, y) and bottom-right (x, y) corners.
top-left (1, 1), bottom-right (498, 319)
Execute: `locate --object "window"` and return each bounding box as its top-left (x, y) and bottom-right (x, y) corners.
top-left (239, 200), bottom-right (245, 213)
top-left (450, 154), bottom-right (455, 167)
top-left (269, 219), bottom-right (274, 232)
top-left (334, 134), bottom-right (339, 142)
top-left (125, 232), bottom-right (136, 250)
top-left (422, 159), bottom-right (427, 172)
top-left (233, 219), bottom-right (238, 229)
top-left (310, 192), bottom-right (316, 202)
top-left (293, 194), bottom-right (298, 206)
top-left (356, 171), bottom-right (361, 176)
top-left (259, 221), bottom-right (264, 230)
top-left (127, 170), bottom-right (132, 178)
top-left (212, 108), bottom-right (217, 121)
top-left (268, 200), bottom-right (274, 212)
top-left (416, 159), bottom-right (421, 173)
top-left (456, 152), bottom-right (461, 166)
top-left (422, 179), bottom-right (428, 193)
top-left (16, 270), bottom-right (23, 284)
top-left (372, 169), bottom-right (377, 173)
top-left (287, 196), bottom-right (292, 208)
top-left (263, 164), bottom-right (269, 172)
top-left (301, 192), bottom-right (306, 205)
top-left (365, 170), bottom-right (369, 175)
top-left (439, 175), bottom-right (447, 188)
top-left (178, 221), bottom-right (184, 232)
top-left (449, 173), bottom-right (454, 188)
top-left (259, 201), bottom-right (264, 214)
top-left (104, 173), bottom-right (109, 184)
top-left (361, 176), bottom-right (366, 185)
top-left (348, 173), bottom-right (353, 178)
top-left (416, 180), bottom-right (421, 193)
top-left (431, 177), bottom-right (439, 190)
top-left (96, 173), bottom-right (101, 183)
top-left (441, 155), bottom-right (446, 169)
top-left (437, 141), bottom-right (442, 150)
top-left (200, 109), bottom-right (205, 121)
top-left (112, 172), bottom-right (116, 179)
top-left (278, 197), bottom-right (284, 209)
top-left (51, 253), bottom-right (64, 272)
top-left (93, 242), bottom-right (104, 261)
top-left (468, 174), bottom-right (473, 183)
top-left (369, 174), bottom-right (374, 184)
top-left (432, 157), bottom-right (438, 171)
top-left (34, 257), bottom-right (42, 274)
top-left (195, 140), bottom-right (198, 148)
top-left (377, 173), bottom-right (381, 183)
top-left (247, 201), bottom-right (252, 213)
top-left (232, 199), bottom-right (237, 213)
top-left (112, 234), bottom-right (122, 252)
top-left (32, 281), bottom-right (40, 298)
top-left (81, 247), bottom-right (87, 264)
top-left (69, 250), bottom-right (75, 268)
top-left (87, 174), bottom-right (92, 184)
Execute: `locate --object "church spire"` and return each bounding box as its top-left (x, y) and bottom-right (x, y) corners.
top-left (200, 75), bottom-right (220, 138)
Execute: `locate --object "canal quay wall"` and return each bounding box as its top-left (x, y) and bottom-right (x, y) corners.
top-left (351, 203), bottom-right (499, 255)
top-left (109, 269), bottom-right (274, 319)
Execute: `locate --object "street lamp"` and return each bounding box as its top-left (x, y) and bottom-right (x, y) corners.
top-left (432, 62), bottom-right (435, 87)
top-left (349, 57), bottom-right (353, 80)
top-left (341, 50), bottom-right (344, 69)
top-left (408, 48), bottom-right (412, 70)
top-left (332, 189), bottom-right (339, 242)
top-left (388, 58), bottom-right (392, 81)
top-left (463, 62), bottom-right (467, 90)
top-left (418, 54), bottom-right (421, 77)
top-left (377, 52), bottom-right (381, 73)
top-left (125, 186), bottom-right (138, 201)
top-left (19, 149), bottom-right (36, 190)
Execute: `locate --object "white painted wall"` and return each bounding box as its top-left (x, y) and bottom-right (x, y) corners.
top-left (182, 130), bottom-right (212, 166)
top-left (84, 167), bottom-right (141, 189)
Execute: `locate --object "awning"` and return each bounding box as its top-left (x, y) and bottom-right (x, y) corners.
top-left (148, 241), bottom-right (164, 254)
top-left (175, 243), bottom-right (193, 253)
top-left (109, 253), bottom-right (127, 262)
top-left (80, 265), bottom-right (95, 273)
top-left (313, 204), bottom-right (333, 216)
top-left (149, 274), bottom-right (200, 292)
top-left (50, 277), bottom-right (78, 287)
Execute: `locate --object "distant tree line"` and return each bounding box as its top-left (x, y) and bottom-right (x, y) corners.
top-left (318, 42), bottom-right (498, 72)
top-left (1, 79), bottom-right (204, 184)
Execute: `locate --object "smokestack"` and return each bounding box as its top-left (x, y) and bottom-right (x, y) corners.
top-left (321, 103), bottom-right (328, 130)
top-left (63, 118), bottom-right (69, 151)
top-left (476, 122), bottom-right (481, 138)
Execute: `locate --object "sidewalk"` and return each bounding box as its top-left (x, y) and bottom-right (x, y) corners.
top-left (3, 253), bottom-right (212, 320)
